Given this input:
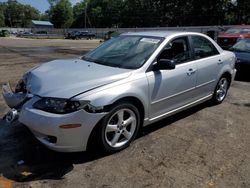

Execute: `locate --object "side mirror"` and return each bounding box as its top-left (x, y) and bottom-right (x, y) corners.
top-left (155, 59), bottom-right (176, 70)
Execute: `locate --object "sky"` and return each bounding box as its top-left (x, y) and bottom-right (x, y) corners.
top-left (0, 0), bottom-right (82, 13)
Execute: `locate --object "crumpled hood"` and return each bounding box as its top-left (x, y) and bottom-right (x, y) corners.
top-left (26, 59), bottom-right (132, 98)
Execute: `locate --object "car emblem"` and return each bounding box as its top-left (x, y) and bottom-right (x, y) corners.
top-left (224, 39), bottom-right (228, 42)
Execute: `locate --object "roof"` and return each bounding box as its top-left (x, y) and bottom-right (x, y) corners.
top-left (31, 20), bottom-right (53, 26)
top-left (123, 31), bottom-right (197, 38)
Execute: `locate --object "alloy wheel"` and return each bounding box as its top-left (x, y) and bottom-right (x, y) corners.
top-left (216, 78), bottom-right (228, 102)
top-left (104, 108), bottom-right (137, 148)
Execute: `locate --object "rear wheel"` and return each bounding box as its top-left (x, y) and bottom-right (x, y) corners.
top-left (98, 103), bottom-right (140, 153)
top-left (212, 77), bottom-right (229, 104)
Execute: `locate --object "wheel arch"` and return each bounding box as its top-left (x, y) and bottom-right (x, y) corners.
top-left (111, 96), bottom-right (145, 123)
top-left (220, 71), bottom-right (232, 86)
top-left (86, 96), bottom-right (145, 151)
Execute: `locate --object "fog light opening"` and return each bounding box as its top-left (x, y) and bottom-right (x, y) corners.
top-left (45, 136), bottom-right (57, 144)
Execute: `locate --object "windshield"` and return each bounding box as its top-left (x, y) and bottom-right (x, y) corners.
top-left (231, 38), bottom-right (250, 53)
top-left (82, 35), bottom-right (163, 69)
top-left (225, 28), bottom-right (250, 34)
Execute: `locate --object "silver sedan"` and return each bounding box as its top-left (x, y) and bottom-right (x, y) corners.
top-left (2, 31), bottom-right (236, 153)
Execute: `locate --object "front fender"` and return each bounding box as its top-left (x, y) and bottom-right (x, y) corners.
top-left (74, 77), bottom-right (149, 119)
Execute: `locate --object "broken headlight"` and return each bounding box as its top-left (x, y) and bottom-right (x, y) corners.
top-left (33, 97), bottom-right (90, 114)
top-left (15, 79), bottom-right (27, 93)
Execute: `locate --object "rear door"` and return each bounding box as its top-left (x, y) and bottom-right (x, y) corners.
top-left (190, 35), bottom-right (222, 98)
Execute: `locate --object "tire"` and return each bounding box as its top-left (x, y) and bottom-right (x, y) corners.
top-left (212, 76), bottom-right (229, 104)
top-left (97, 102), bottom-right (140, 153)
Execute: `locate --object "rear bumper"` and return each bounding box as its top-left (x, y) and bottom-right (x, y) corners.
top-left (19, 96), bottom-right (107, 152)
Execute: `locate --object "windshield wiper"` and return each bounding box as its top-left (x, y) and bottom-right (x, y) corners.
top-left (82, 56), bottom-right (108, 66)
top-left (81, 56), bottom-right (95, 62)
top-left (82, 56), bottom-right (132, 69)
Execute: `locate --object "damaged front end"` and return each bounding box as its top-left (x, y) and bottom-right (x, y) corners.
top-left (2, 81), bottom-right (31, 123)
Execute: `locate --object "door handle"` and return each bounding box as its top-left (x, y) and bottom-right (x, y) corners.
top-left (218, 59), bottom-right (223, 65)
top-left (187, 68), bottom-right (196, 76)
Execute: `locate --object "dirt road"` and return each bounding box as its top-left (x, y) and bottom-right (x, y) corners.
top-left (0, 38), bottom-right (250, 188)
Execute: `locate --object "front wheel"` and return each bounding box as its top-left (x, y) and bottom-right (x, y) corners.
top-left (98, 103), bottom-right (140, 153)
top-left (212, 77), bottom-right (229, 104)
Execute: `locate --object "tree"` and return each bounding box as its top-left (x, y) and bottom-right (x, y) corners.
top-left (48, 0), bottom-right (60, 7)
top-left (71, 1), bottom-right (86, 28)
top-left (49, 0), bottom-right (73, 28)
top-left (235, 0), bottom-right (250, 24)
top-left (2, 0), bottom-right (39, 27)
top-left (40, 10), bottom-right (50, 21)
top-left (85, 0), bottom-right (126, 28)
top-left (21, 5), bottom-right (40, 27)
top-left (0, 3), bottom-right (5, 27)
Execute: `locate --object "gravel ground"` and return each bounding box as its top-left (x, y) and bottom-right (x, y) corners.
top-left (0, 38), bottom-right (250, 188)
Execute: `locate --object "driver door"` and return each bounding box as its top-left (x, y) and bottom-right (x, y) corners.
top-left (146, 36), bottom-right (198, 120)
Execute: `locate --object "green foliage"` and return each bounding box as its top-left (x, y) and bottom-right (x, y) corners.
top-left (1, 0), bottom-right (40, 27)
top-left (71, 1), bottom-right (86, 28)
top-left (82, 0), bottom-right (124, 28)
top-left (0, 0), bottom-right (250, 28)
top-left (0, 30), bottom-right (10, 37)
top-left (0, 6), bottom-right (4, 27)
top-left (234, 0), bottom-right (250, 24)
top-left (49, 0), bottom-right (73, 28)
top-left (40, 11), bottom-right (50, 21)
top-left (71, 0), bottom-right (248, 28)
top-left (47, 0), bottom-right (60, 7)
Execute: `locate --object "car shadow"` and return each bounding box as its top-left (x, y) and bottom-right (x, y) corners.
top-left (0, 119), bottom-right (106, 182)
top-left (0, 101), bottom-right (211, 182)
top-left (139, 101), bottom-right (210, 138)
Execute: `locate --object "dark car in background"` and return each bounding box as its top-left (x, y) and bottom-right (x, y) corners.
top-left (16, 31), bottom-right (33, 37)
top-left (229, 38), bottom-right (250, 75)
top-left (104, 31), bottom-right (121, 41)
top-left (217, 26), bottom-right (250, 49)
top-left (65, 31), bottom-right (96, 39)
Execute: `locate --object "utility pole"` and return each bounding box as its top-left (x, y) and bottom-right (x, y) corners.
top-left (85, 1), bottom-right (88, 28)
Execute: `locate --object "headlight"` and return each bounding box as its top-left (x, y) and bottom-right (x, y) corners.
top-left (15, 79), bottom-right (27, 93)
top-left (33, 97), bottom-right (90, 114)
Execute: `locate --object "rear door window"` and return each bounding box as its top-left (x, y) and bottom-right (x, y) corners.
top-left (191, 36), bottom-right (219, 60)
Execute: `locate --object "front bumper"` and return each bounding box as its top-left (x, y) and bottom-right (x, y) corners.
top-left (19, 96), bottom-right (107, 152)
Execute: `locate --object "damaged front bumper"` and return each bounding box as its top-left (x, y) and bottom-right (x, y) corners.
top-left (2, 82), bottom-right (30, 123)
top-left (19, 96), bottom-right (107, 152)
top-left (2, 82), bottom-right (107, 152)
top-left (2, 83), bottom-right (27, 109)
